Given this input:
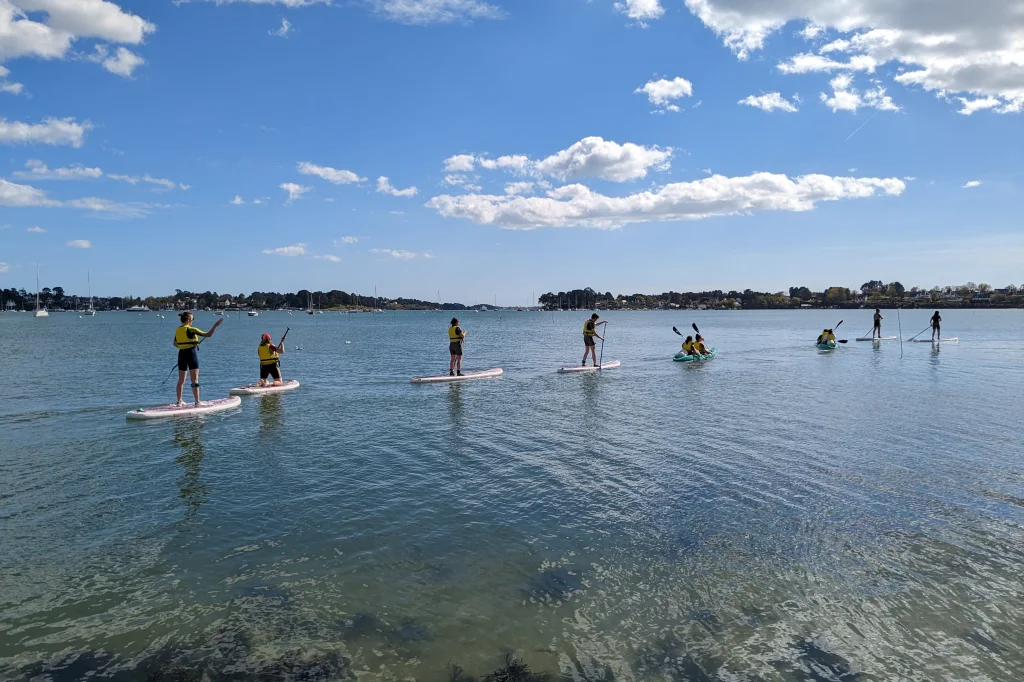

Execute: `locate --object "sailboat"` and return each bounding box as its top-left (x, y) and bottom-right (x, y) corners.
top-left (84, 272), bottom-right (96, 316)
top-left (307, 293), bottom-right (314, 315)
top-left (372, 285), bottom-right (384, 313)
top-left (34, 264), bottom-right (48, 318)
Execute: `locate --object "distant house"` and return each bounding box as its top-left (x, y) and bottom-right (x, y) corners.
top-left (994, 288), bottom-right (1011, 295)
top-left (972, 294), bottom-right (990, 302)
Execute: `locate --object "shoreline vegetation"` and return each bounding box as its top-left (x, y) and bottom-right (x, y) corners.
top-left (3, 280), bottom-right (1022, 313)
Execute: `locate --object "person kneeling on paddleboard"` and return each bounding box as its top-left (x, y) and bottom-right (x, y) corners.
top-left (449, 318), bottom-right (466, 376)
top-left (692, 334), bottom-right (710, 356)
top-left (681, 335), bottom-right (697, 355)
top-left (257, 332), bottom-right (286, 387)
top-left (174, 311), bottom-right (223, 406)
top-left (582, 313), bottom-right (606, 367)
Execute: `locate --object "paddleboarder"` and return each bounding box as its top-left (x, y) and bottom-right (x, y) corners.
top-left (873, 308), bottom-right (884, 339)
top-left (257, 332), bottom-right (286, 387)
top-left (449, 318), bottom-right (466, 376)
top-left (930, 311), bottom-right (942, 341)
top-left (174, 311), bottom-right (223, 406)
top-left (582, 313), bottom-right (606, 367)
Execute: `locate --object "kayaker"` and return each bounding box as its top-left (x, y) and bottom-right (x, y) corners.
top-left (930, 311), bottom-right (942, 341)
top-left (817, 329), bottom-right (836, 345)
top-left (449, 318), bottom-right (466, 376)
top-left (257, 332), bottom-right (285, 387)
top-left (681, 335), bottom-right (696, 355)
top-left (174, 311), bottom-right (223, 406)
top-left (692, 334), bottom-right (710, 356)
top-left (582, 313), bottom-right (606, 367)
top-left (872, 308), bottom-right (883, 339)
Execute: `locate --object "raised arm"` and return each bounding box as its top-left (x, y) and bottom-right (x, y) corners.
top-left (206, 318), bottom-right (225, 337)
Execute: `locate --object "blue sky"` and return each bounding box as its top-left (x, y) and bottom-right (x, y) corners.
top-left (1, 0), bottom-right (1022, 303)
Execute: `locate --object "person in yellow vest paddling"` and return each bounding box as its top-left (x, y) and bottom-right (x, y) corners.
top-left (257, 330), bottom-right (288, 387)
top-left (582, 313), bottom-right (607, 367)
top-left (449, 318), bottom-right (466, 376)
top-left (173, 311), bottom-right (223, 406)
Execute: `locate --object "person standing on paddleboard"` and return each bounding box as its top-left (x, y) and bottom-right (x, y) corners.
top-left (582, 313), bottom-right (606, 367)
top-left (449, 318), bottom-right (466, 376)
top-left (873, 308), bottom-right (884, 339)
top-left (174, 311), bottom-right (223, 406)
top-left (930, 311), bottom-right (942, 341)
top-left (257, 332), bottom-right (286, 387)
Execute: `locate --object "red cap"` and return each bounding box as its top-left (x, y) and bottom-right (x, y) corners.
top-left (261, 333), bottom-right (271, 341)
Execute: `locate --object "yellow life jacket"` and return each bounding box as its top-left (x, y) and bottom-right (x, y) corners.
top-left (448, 326), bottom-right (462, 343)
top-left (175, 325), bottom-right (203, 349)
top-left (693, 341), bottom-right (708, 354)
top-left (583, 320), bottom-right (596, 337)
top-left (682, 340), bottom-right (694, 352)
top-left (258, 341), bottom-right (279, 366)
top-left (826, 332), bottom-right (836, 343)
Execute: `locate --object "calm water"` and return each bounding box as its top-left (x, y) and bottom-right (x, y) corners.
top-left (2, 309), bottom-right (1023, 681)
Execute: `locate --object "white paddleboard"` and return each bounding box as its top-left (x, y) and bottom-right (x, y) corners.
top-left (557, 360), bottom-right (621, 373)
top-left (914, 337), bottom-right (959, 343)
top-left (411, 368), bottom-right (503, 384)
top-left (127, 396), bottom-right (241, 420)
top-left (230, 380), bottom-right (301, 396)
top-left (856, 336), bottom-right (898, 341)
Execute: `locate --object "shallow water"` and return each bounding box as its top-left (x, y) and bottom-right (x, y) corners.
top-left (2, 309), bottom-right (1023, 681)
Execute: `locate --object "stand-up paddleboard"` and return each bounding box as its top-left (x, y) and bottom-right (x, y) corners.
top-left (411, 368), bottom-right (503, 384)
top-left (127, 396), bottom-right (241, 421)
top-left (557, 360), bottom-right (621, 373)
top-left (856, 336), bottom-right (898, 341)
top-left (913, 337), bottom-right (959, 343)
top-left (230, 380), bottom-right (300, 396)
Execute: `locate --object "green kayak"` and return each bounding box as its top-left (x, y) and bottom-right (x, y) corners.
top-left (816, 342), bottom-right (838, 350)
top-left (674, 347), bottom-right (716, 362)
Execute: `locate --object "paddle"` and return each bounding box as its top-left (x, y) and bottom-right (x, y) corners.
top-left (598, 322), bottom-right (606, 369)
top-left (161, 317), bottom-right (224, 385)
top-left (907, 324), bottom-right (931, 342)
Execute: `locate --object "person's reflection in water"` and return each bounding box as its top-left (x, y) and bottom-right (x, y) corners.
top-left (447, 383), bottom-right (464, 430)
top-left (580, 372), bottom-right (601, 432)
top-left (173, 418), bottom-right (208, 522)
top-left (259, 394), bottom-right (283, 436)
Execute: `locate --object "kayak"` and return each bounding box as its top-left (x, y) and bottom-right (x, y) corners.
top-left (856, 336), bottom-right (898, 341)
top-left (127, 396), bottom-right (241, 421)
top-left (674, 347), bottom-right (716, 362)
top-left (230, 380), bottom-right (301, 396)
top-left (816, 342), bottom-right (838, 350)
top-left (913, 337), bottom-right (959, 343)
top-left (411, 368), bottom-right (503, 384)
top-left (557, 360), bottom-right (621, 373)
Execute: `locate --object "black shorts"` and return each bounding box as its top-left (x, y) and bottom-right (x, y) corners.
top-left (584, 336), bottom-right (595, 346)
top-left (177, 348), bottom-right (199, 371)
top-left (449, 342), bottom-right (463, 356)
top-left (260, 363), bottom-right (281, 380)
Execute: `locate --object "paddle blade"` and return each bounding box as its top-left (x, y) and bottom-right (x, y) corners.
top-left (835, 320), bottom-right (844, 330)
top-left (692, 323), bottom-right (700, 334)
top-left (672, 327), bottom-right (682, 336)
top-left (838, 339), bottom-right (848, 343)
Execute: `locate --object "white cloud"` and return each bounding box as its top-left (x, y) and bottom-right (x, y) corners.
top-left (478, 155), bottom-right (531, 172)
top-left (88, 45), bottom-right (145, 77)
top-left (444, 173), bottom-right (468, 186)
top-left (820, 75), bottom-right (900, 113)
top-left (1, 179), bottom-right (56, 207)
top-left (635, 76), bottom-right (693, 112)
top-left (535, 137), bottom-right (672, 182)
top-left (738, 92), bottom-right (799, 112)
top-left (252, 197), bottom-right (268, 204)
top-left (799, 23), bottom-right (824, 40)
top-left (62, 197), bottom-right (156, 218)
top-left (14, 159), bottom-right (103, 179)
top-left (178, 0), bottom-right (327, 5)
top-left (0, 117), bottom-right (92, 147)
top-left (66, 239), bottom-right (91, 248)
top-left (108, 173), bottom-right (179, 190)
top-left (443, 154), bottom-right (475, 172)
top-left (269, 17), bottom-right (292, 37)
top-left (427, 172), bottom-right (906, 230)
top-left (371, 248), bottom-right (418, 260)
top-left (369, 0), bottom-right (504, 25)
top-left (313, 254), bottom-right (340, 262)
top-left (297, 161), bottom-right (365, 184)
top-left (280, 182), bottom-right (311, 203)
top-left (963, 180), bottom-right (981, 189)
top-left (26, 225), bottom-right (46, 232)
top-left (335, 236), bottom-right (359, 245)
top-left (957, 97), bottom-right (1001, 116)
top-left (376, 176), bottom-right (418, 197)
top-left (0, 262), bottom-right (8, 273)
top-left (504, 181), bottom-right (534, 196)
top-left (0, 0), bottom-right (155, 70)
top-left (230, 195), bottom-right (245, 205)
top-left (263, 243), bottom-right (308, 256)
top-left (615, 0), bottom-right (663, 24)
top-left (390, 210), bottom-right (404, 215)
top-left (683, 0), bottom-right (1024, 111)
top-left (0, 65), bottom-right (23, 94)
